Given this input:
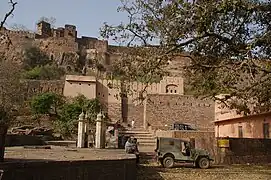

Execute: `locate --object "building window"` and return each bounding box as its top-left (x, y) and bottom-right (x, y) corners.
top-left (263, 123), bottom-right (270, 139)
top-left (166, 84), bottom-right (178, 94)
top-left (238, 125), bottom-right (243, 138)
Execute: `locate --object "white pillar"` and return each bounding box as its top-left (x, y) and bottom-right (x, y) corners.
top-left (77, 112), bottom-right (85, 148)
top-left (95, 112), bottom-right (105, 148)
top-left (84, 112), bottom-right (90, 148)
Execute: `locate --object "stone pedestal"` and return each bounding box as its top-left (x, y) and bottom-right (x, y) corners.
top-left (95, 113), bottom-right (105, 149)
top-left (84, 121), bottom-right (89, 148)
top-left (77, 112), bottom-right (85, 148)
top-left (114, 129), bottom-right (119, 149)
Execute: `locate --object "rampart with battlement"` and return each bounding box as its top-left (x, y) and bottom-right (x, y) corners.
top-left (0, 21), bottom-right (188, 76)
top-left (0, 21), bottom-right (208, 130)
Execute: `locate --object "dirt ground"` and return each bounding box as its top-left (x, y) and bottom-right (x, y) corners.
top-left (138, 162), bottom-right (271, 180)
top-left (4, 146), bottom-right (134, 162)
top-left (3, 147), bottom-right (271, 180)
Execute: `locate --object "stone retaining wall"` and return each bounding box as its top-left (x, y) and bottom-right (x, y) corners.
top-left (145, 94), bottom-right (215, 131)
top-left (217, 138), bottom-right (271, 164)
top-left (5, 135), bottom-right (46, 147)
top-left (0, 159), bottom-right (136, 180)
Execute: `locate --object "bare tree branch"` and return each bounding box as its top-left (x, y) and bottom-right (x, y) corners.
top-left (0, 0), bottom-right (18, 29)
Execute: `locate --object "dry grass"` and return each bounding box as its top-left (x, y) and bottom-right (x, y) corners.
top-left (137, 161), bottom-right (271, 180)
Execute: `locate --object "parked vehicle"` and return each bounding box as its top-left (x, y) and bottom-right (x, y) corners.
top-left (155, 137), bottom-right (213, 168)
top-left (171, 122), bottom-right (196, 131)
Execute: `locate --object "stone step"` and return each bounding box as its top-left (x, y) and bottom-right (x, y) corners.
top-left (119, 130), bottom-right (150, 134)
top-left (137, 139), bottom-right (156, 143)
top-left (121, 134), bottom-right (155, 139)
top-left (138, 143), bottom-right (156, 146)
top-left (138, 146), bottom-right (156, 153)
top-left (135, 136), bottom-right (156, 140)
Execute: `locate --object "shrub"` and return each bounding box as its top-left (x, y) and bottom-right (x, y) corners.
top-left (23, 46), bottom-right (51, 70)
top-left (30, 92), bottom-right (64, 115)
top-left (22, 65), bottom-right (65, 80)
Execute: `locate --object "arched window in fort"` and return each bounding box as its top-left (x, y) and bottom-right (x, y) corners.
top-left (166, 84), bottom-right (178, 94)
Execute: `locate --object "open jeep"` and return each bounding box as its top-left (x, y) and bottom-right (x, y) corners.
top-left (155, 137), bottom-right (214, 169)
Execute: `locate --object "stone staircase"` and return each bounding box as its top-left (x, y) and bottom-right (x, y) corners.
top-left (119, 128), bottom-right (156, 153)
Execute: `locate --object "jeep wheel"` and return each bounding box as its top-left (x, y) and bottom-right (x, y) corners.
top-left (198, 157), bottom-right (210, 169)
top-left (163, 156), bottom-right (174, 168)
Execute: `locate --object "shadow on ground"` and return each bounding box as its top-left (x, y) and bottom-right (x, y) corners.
top-left (137, 164), bottom-right (165, 180)
top-left (137, 157), bottom-right (226, 180)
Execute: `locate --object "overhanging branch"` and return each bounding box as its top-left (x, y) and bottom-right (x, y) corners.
top-left (0, 0), bottom-right (18, 29)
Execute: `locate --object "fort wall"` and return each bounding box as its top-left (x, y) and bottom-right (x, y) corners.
top-left (144, 94), bottom-right (215, 130)
top-left (20, 80), bottom-right (65, 100)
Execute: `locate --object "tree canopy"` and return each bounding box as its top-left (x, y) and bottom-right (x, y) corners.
top-left (101, 0), bottom-right (271, 114)
top-left (0, 60), bottom-right (22, 124)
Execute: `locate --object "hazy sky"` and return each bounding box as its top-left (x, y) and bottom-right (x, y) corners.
top-left (0, 0), bottom-right (127, 41)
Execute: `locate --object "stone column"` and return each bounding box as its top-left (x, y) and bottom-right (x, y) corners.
top-left (84, 112), bottom-right (90, 148)
top-left (95, 112), bottom-right (105, 148)
top-left (77, 112), bottom-right (85, 148)
top-left (114, 128), bottom-right (119, 149)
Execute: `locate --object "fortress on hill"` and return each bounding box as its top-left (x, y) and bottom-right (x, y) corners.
top-left (0, 21), bottom-right (215, 131)
top-left (0, 21), bottom-right (188, 77)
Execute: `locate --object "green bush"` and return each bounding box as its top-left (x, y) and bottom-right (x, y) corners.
top-left (30, 93), bottom-right (102, 138)
top-left (30, 92), bottom-right (64, 115)
top-left (21, 66), bottom-right (41, 79)
top-left (22, 65), bottom-right (65, 80)
top-left (23, 46), bottom-right (51, 70)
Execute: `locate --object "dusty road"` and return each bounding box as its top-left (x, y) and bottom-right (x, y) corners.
top-left (138, 162), bottom-right (271, 180)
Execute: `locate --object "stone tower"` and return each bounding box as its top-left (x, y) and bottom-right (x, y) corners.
top-left (37, 21), bottom-right (52, 38)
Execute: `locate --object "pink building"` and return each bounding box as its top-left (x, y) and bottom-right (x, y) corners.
top-left (215, 112), bottom-right (271, 139)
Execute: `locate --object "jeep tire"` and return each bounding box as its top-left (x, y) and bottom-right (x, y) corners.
top-left (197, 157), bottom-right (210, 169)
top-left (163, 156), bottom-right (174, 168)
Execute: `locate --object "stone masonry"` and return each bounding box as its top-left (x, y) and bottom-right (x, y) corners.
top-left (62, 75), bottom-right (215, 131)
top-left (0, 21), bottom-right (215, 131)
top-left (0, 21), bottom-right (189, 76)
top-left (145, 94), bottom-right (215, 131)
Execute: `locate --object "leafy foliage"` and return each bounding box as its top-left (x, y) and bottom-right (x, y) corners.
top-left (22, 46), bottom-right (51, 70)
top-left (55, 95), bottom-right (102, 137)
top-left (73, 94), bottom-right (102, 122)
top-left (30, 92), bottom-right (64, 115)
top-left (101, 0), bottom-right (271, 114)
top-left (0, 60), bottom-right (22, 125)
top-left (30, 93), bottom-right (102, 137)
top-left (21, 46), bottom-right (65, 80)
top-left (21, 65), bottom-right (65, 80)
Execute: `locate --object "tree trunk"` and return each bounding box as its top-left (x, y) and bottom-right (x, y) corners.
top-left (0, 125), bottom-right (7, 162)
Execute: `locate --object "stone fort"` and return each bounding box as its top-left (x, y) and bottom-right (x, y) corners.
top-left (19, 74), bottom-right (214, 131)
top-left (0, 21), bottom-right (188, 77)
top-left (0, 21), bottom-right (214, 131)
top-left (63, 75), bottom-right (214, 131)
